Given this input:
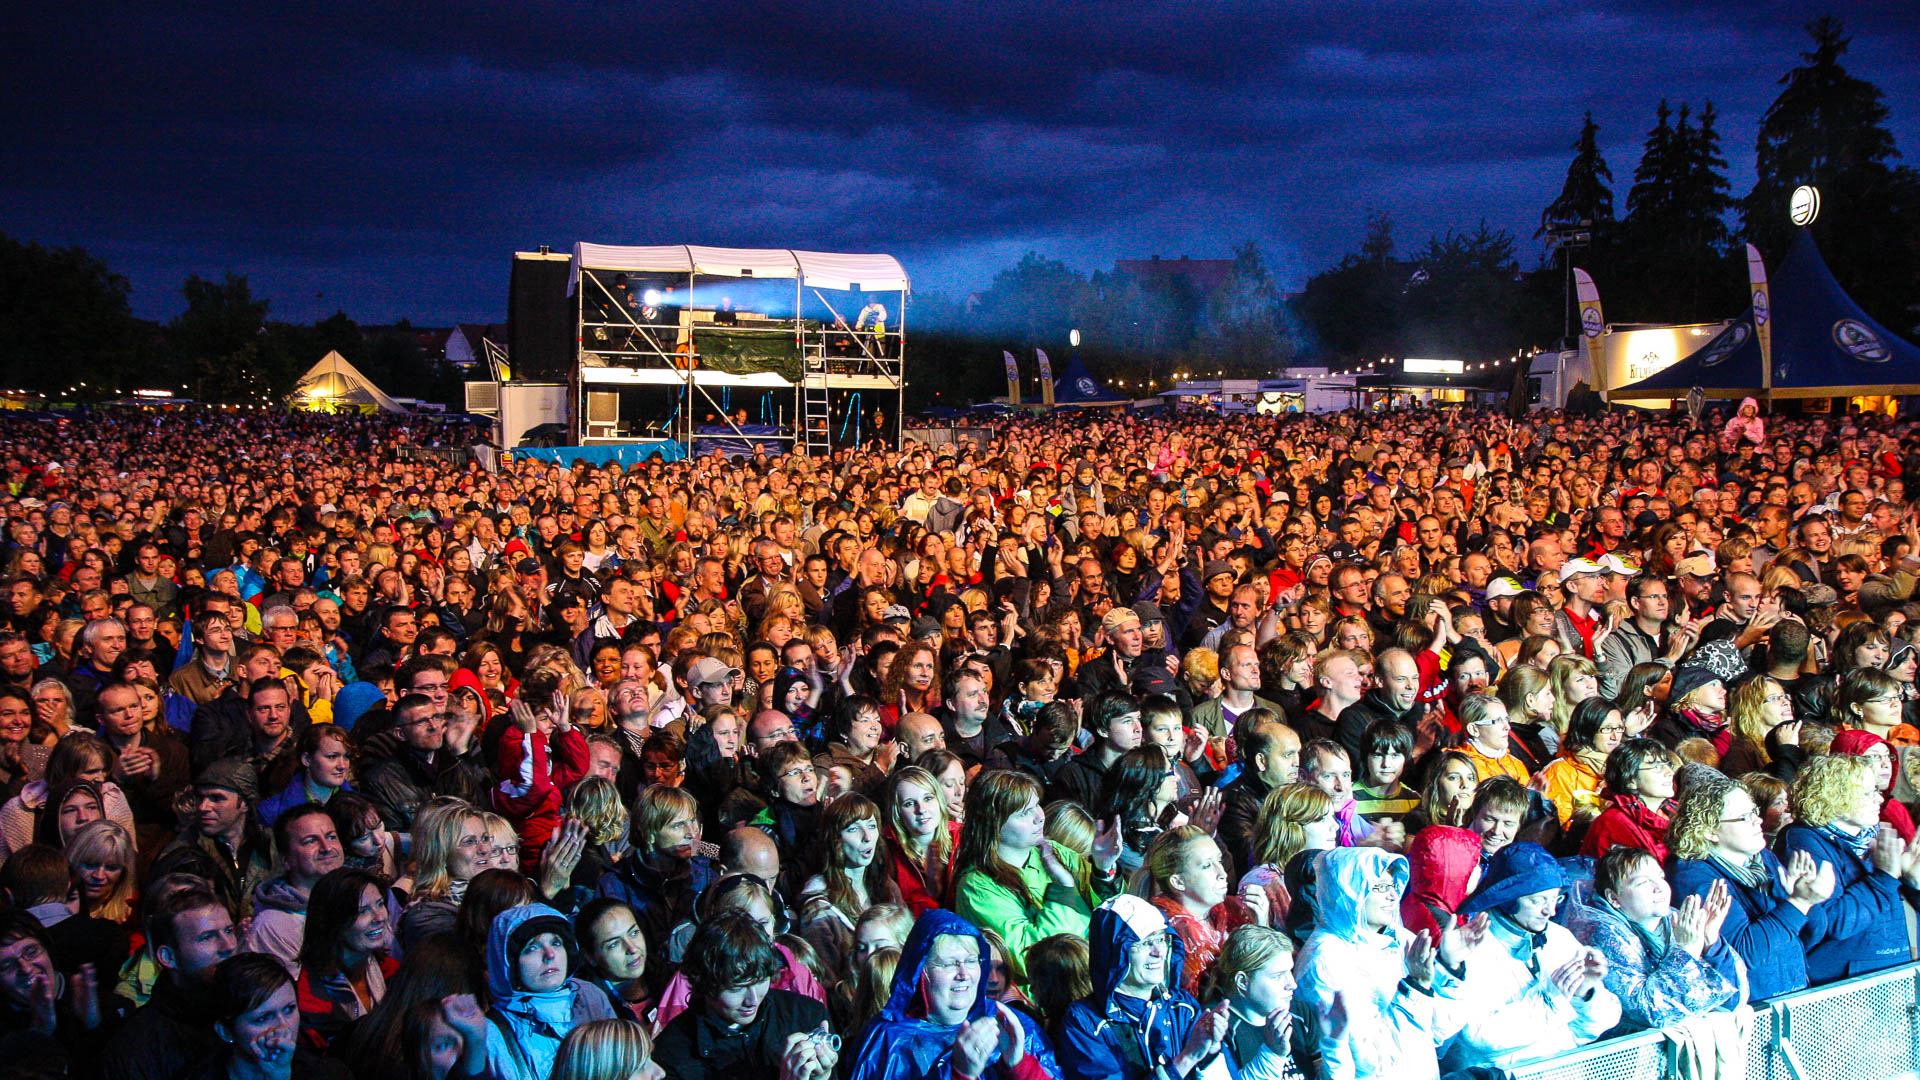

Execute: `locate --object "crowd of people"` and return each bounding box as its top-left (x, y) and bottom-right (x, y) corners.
top-left (0, 397), bottom-right (1916, 1080)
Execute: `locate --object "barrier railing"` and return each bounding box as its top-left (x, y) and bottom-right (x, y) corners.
top-left (1507, 963), bottom-right (1920, 1080)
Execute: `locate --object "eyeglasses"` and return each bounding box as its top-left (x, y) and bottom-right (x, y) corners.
top-left (1596, 725), bottom-right (1627, 737)
top-left (1719, 809), bottom-right (1762, 824)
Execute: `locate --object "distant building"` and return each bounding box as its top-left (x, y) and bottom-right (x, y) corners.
top-left (1113, 255), bottom-right (1235, 296)
top-left (445, 324), bottom-right (507, 372)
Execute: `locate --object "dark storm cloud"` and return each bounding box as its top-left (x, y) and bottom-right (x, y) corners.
top-left (2, 1), bottom-right (1915, 323)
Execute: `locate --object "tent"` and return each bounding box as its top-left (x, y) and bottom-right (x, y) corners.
top-left (1051, 354), bottom-right (1129, 407)
top-left (293, 351), bottom-right (406, 413)
top-left (1612, 231), bottom-right (1920, 401)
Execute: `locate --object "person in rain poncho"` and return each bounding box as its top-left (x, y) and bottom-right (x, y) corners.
top-left (1292, 847), bottom-right (1482, 1080)
top-left (479, 903), bottom-right (617, 1080)
top-left (1443, 843), bottom-right (1620, 1073)
top-left (1056, 894), bottom-right (1229, 1080)
top-left (845, 908), bottom-right (1060, 1080)
top-left (1568, 846), bottom-right (1746, 1032)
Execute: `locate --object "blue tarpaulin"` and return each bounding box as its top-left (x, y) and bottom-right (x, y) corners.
top-left (1612, 231), bottom-right (1920, 400)
top-left (510, 441), bottom-right (686, 466)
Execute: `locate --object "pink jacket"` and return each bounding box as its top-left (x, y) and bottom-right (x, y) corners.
top-left (1723, 397), bottom-right (1766, 445)
top-left (651, 942), bottom-right (824, 1031)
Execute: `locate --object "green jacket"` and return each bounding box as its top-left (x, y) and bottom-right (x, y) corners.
top-left (953, 847), bottom-right (1117, 972)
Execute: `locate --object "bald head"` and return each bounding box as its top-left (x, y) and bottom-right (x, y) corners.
top-left (897, 711), bottom-right (947, 757)
top-left (1375, 647), bottom-right (1421, 712)
top-left (719, 827), bottom-right (781, 886)
top-left (747, 709), bottom-right (798, 755)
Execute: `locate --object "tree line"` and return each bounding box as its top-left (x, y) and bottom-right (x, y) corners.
top-left (909, 16), bottom-right (1919, 408)
top-left (0, 19), bottom-right (1911, 409)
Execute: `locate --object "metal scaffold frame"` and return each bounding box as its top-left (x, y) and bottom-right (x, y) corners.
top-left (568, 245), bottom-right (908, 455)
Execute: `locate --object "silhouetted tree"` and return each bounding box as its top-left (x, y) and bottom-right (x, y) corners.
top-left (1742, 16), bottom-right (1920, 335)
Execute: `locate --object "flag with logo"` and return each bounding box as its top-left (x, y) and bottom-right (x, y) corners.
top-left (1003, 350), bottom-right (1021, 404)
top-left (1574, 268), bottom-right (1605, 393)
top-left (1747, 243), bottom-right (1772, 394)
top-left (1036, 349), bottom-right (1055, 406)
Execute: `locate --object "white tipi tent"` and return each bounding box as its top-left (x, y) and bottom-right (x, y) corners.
top-left (293, 351), bottom-right (406, 413)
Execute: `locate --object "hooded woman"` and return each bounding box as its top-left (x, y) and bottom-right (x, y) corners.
top-left (481, 903), bottom-right (618, 1080)
top-left (1446, 843), bottom-right (1620, 1072)
top-left (1723, 397), bottom-right (1765, 446)
top-left (1398, 826), bottom-right (1483, 940)
top-left (844, 908), bottom-right (1058, 1080)
top-left (1057, 895), bottom-right (1226, 1080)
top-left (1292, 848), bottom-right (1479, 1080)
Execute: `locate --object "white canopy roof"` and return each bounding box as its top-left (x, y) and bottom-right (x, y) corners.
top-left (294, 351), bottom-right (405, 412)
top-left (570, 244), bottom-right (909, 293)
top-left (579, 367), bottom-right (792, 389)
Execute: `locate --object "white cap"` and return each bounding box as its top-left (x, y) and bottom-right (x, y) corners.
top-left (1557, 557), bottom-right (1607, 584)
top-left (1485, 577), bottom-right (1524, 601)
top-left (1599, 553), bottom-right (1641, 577)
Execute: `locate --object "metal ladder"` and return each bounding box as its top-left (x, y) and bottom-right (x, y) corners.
top-left (802, 373), bottom-right (832, 457)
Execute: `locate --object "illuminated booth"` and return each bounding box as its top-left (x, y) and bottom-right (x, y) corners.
top-left (568, 244), bottom-right (908, 454)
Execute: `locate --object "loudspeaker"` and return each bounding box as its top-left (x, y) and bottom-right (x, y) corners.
top-left (508, 251), bottom-right (575, 381)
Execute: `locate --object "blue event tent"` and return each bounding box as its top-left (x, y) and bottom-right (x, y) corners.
top-left (1050, 354), bottom-right (1129, 407)
top-left (1610, 230), bottom-right (1920, 401)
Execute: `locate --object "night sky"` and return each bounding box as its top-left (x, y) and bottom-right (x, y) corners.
top-left (5, 2), bottom-right (1917, 326)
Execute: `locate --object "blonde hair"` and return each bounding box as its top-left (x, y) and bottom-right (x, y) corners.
top-left (1669, 774), bottom-right (1740, 861)
top-left (1250, 783), bottom-right (1335, 868)
top-left (1498, 663), bottom-right (1552, 724)
top-left (1200, 925), bottom-right (1295, 1003)
top-left (886, 766), bottom-right (953, 864)
top-left (566, 776), bottom-right (630, 846)
top-left (1134, 824), bottom-right (1217, 900)
top-left (1548, 655), bottom-right (1597, 735)
top-left (632, 785), bottom-right (699, 852)
top-left (846, 946), bottom-right (901, 1031)
top-left (66, 819), bottom-right (136, 924)
top-left (1042, 799), bottom-right (1095, 897)
top-left (550, 1018), bottom-right (654, 1080)
top-left (1790, 754), bottom-right (1875, 828)
top-left (411, 801), bottom-right (485, 902)
top-left (1726, 677), bottom-right (1781, 766)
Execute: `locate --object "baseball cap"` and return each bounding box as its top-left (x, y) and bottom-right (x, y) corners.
top-left (1101, 607), bottom-right (1142, 635)
top-left (1556, 557), bottom-right (1606, 584)
top-left (515, 558), bottom-right (542, 575)
top-left (1484, 577), bottom-right (1524, 601)
top-left (1599, 553), bottom-right (1641, 577)
top-left (687, 657), bottom-right (740, 688)
top-left (1676, 552), bottom-right (1718, 578)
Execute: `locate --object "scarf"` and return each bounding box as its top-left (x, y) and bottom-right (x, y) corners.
top-left (1676, 706), bottom-right (1735, 756)
top-left (1708, 851), bottom-right (1767, 889)
top-left (1817, 820), bottom-right (1877, 860)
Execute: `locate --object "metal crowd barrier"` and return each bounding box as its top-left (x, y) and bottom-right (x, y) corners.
top-left (1507, 963), bottom-right (1920, 1080)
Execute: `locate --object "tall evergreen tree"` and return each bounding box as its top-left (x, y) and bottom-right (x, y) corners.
top-left (1617, 100), bottom-right (1740, 322)
top-left (1675, 101), bottom-right (1734, 254)
top-left (1539, 111), bottom-right (1615, 237)
top-left (1625, 100), bottom-right (1677, 232)
top-left (1742, 16), bottom-right (1920, 335)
